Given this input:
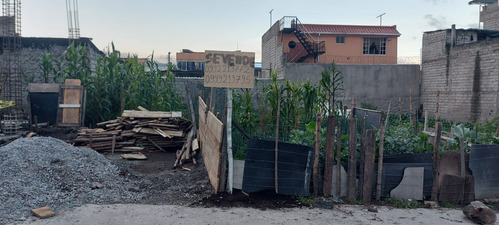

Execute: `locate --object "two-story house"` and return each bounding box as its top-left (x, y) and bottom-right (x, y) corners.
top-left (262, 16), bottom-right (401, 78)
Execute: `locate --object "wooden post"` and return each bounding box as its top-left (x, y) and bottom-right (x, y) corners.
top-left (460, 136), bottom-right (465, 178)
top-left (435, 90), bottom-right (440, 122)
top-left (424, 111), bottom-right (428, 132)
top-left (398, 97), bottom-right (402, 125)
top-left (111, 134), bottom-right (116, 154)
top-left (313, 113), bottom-right (322, 196)
top-left (363, 129), bottom-right (376, 202)
top-left (384, 100), bottom-right (392, 130)
top-left (347, 117), bottom-right (357, 201)
top-left (410, 88), bottom-right (413, 123)
top-left (350, 98), bottom-right (355, 118)
top-left (376, 125), bottom-right (385, 201)
top-left (431, 122), bottom-right (442, 200)
top-left (274, 90), bottom-right (281, 194)
top-left (359, 115), bottom-right (366, 199)
top-left (323, 115), bottom-right (336, 196)
top-left (336, 120), bottom-right (342, 197)
top-left (226, 88), bottom-right (233, 194)
top-left (209, 87), bottom-right (215, 111)
top-left (120, 84), bottom-right (124, 113)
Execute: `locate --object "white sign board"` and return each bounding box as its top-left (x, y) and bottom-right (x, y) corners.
top-left (204, 51), bottom-right (255, 89)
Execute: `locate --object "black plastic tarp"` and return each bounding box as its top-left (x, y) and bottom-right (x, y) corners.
top-left (242, 139), bottom-right (313, 196)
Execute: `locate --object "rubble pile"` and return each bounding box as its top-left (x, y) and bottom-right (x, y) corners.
top-left (0, 137), bottom-right (143, 224)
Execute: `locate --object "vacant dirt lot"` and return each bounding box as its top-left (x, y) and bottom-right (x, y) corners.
top-left (4, 127), bottom-right (498, 225)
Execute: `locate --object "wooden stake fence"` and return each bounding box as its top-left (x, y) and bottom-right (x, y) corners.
top-left (323, 116), bottom-right (336, 196)
top-left (347, 117), bottom-right (357, 201)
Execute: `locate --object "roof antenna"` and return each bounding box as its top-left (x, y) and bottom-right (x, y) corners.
top-left (376, 13), bottom-right (385, 26)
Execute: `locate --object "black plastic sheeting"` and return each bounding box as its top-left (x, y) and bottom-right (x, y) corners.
top-left (383, 153), bottom-right (433, 163)
top-left (376, 153), bottom-right (433, 199)
top-left (29, 93), bottom-right (59, 125)
top-left (381, 163), bottom-right (433, 199)
top-left (242, 139), bottom-right (313, 196)
top-left (469, 144), bottom-right (499, 199)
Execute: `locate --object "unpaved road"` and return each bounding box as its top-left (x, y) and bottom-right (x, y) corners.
top-left (17, 204), bottom-right (497, 225)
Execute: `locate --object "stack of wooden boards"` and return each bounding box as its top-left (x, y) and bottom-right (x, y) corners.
top-left (73, 110), bottom-right (192, 153)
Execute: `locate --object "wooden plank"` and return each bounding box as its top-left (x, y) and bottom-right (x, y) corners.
top-left (96, 119), bottom-right (119, 127)
top-left (376, 125), bottom-right (385, 201)
top-left (359, 116), bottom-right (366, 199)
top-left (198, 97), bottom-right (223, 193)
top-left (204, 51), bottom-right (255, 89)
top-left (132, 127), bottom-right (184, 137)
top-left (323, 116), bottom-right (335, 196)
top-left (60, 79), bottom-right (82, 125)
top-left (431, 122), bottom-right (442, 200)
top-left (363, 129), bottom-right (376, 202)
top-left (121, 153), bottom-right (147, 160)
top-left (121, 110), bottom-right (181, 118)
top-left (111, 135), bottom-right (116, 154)
top-left (31, 206), bottom-right (55, 219)
top-left (347, 117), bottom-right (357, 201)
top-left (460, 136), bottom-right (465, 177)
top-left (74, 136), bottom-right (122, 142)
top-left (122, 146), bottom-right (145, 151)
top-left (336, 121), bottom-right (342, 197)
top-left (314, 114), bottom-right (322, 195)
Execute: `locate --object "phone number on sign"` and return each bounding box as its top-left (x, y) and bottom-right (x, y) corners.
top-left (204, 74), bottom-right (252, 85)
top-left (205, 65), bottom-right (251, 73)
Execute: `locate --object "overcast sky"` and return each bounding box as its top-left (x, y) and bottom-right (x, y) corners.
top-left (23, 0), bottom-right (482, 62)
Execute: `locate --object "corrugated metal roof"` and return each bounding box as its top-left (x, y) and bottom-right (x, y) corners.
top-left (300, 24), bottom-right (401, 36)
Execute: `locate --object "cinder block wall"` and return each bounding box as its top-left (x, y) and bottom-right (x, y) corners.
top-left (421, 29), bottom-right (499, 122)
top-left (261, 21), bottom-right (286, 79)
top-left (285, 63), bottom-right (421, 114)
top-left (481, 2), bottom-right (499, 30)
top-left (0, 39), bottom-right (101, 112)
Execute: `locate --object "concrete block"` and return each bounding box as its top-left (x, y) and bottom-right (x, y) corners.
top-left (331, 164), bottom-right (348, 197)
top-left (390, 167), bottom-right (424, 200)
top-left (233, 160), bottom-right (245, 190)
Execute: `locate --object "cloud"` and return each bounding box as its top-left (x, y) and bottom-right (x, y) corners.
top-left (424, 14), bottom-right (447, 29)
top-left (424, 0), bottom-right (446, 5)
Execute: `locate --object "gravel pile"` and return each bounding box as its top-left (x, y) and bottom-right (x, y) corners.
top-left (0, 137), bottom-right (144, 224)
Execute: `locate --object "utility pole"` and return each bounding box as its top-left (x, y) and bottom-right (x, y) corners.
top-left (269, 9), bottom-right (273, 27)
top-left (376, 13), bottom-right (385, 26)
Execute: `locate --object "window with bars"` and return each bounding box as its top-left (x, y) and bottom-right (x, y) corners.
top-left (363, 37), bottom-right (387, 55)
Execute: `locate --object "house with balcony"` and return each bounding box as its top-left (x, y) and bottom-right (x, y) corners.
top-left (262, 16), bottom-right (401, 78)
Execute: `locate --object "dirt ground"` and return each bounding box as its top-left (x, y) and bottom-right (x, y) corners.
top-left (13, 127), bottom-right (498, 225)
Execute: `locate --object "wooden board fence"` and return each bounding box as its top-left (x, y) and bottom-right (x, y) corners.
top-left (198, 96), bottom-right (224, 193)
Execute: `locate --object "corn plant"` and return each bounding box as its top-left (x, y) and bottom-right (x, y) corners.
top-left (65, 43), bottom-right (91, 85)
top-left (60, 42), bottom-right (185, 127)
top-left (319, 61), bottom-right (344, 116)
top-left (301, 80), bottom-right (319, 123)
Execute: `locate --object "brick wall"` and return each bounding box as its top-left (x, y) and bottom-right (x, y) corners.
top-left (421, 29), bottom-right (499, 122)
